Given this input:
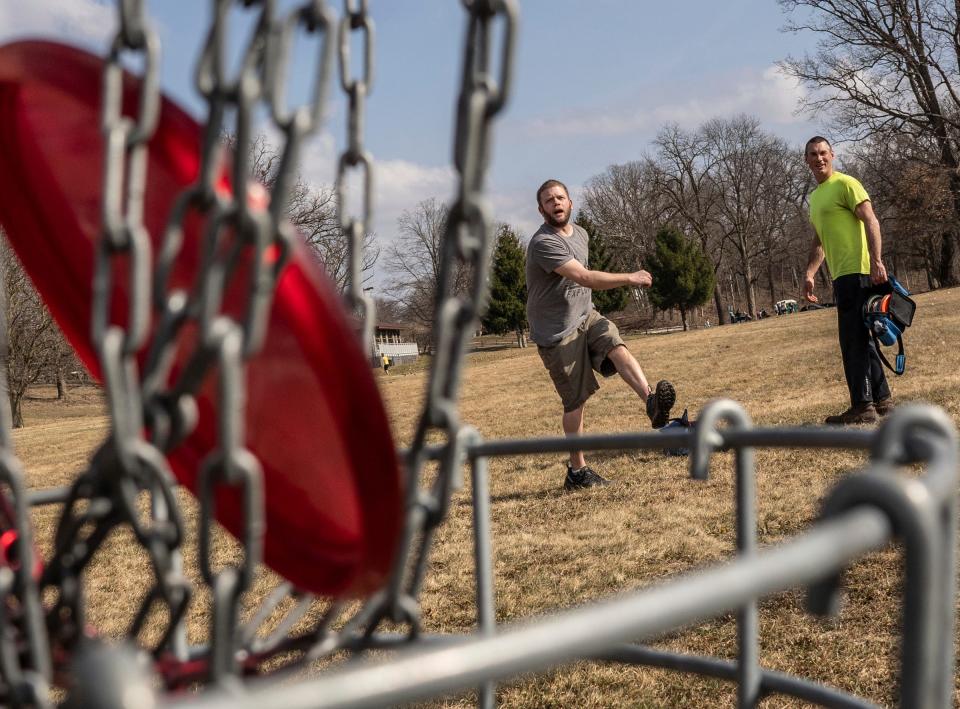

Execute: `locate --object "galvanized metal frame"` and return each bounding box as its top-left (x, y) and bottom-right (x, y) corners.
top-left (159, 401), bottom-right (958, 709)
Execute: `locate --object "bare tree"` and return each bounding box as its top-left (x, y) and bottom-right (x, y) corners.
top-left (585, 118), bottom-right (808, 323)
top-left (245, 134), bottom-right (379, 291)
top-left (383, 199), bottom-right (472, 347)
top-left (372, 296), bottom-right (407, 324)
top-left (581, 161), bottom-right (663, 269)
top-left (1, 238), bottom-right (67, 427)
top-left (845, 132), bottom-right (955, 289)
top-left (651, 124), bottom-right (730, 323)
top-left (779, 0), bottom-right (960, 285)
top-left (701, 116), bottom-right (804, 318)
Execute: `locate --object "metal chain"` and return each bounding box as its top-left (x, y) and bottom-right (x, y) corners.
top-left (155, 0), bottom-right (275, 683)
top-left (0, 269), bottom-right (50, 707)
top-left (7, 0), bottom-right (517, 695)
top-left (18, 4), bottom-right (186, 680)
top-left (362, 0), bottom-right (517, 634)
top-left (135, 0), bottom-right (336, 683)
top-left (336, 0), bottom-right (376, 355)
top-left (96, 0), bottom-right (194, 662)
top-left (38, 0), bottom-right (195, 668)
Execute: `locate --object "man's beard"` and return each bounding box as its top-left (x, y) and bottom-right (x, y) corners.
top-left (544, 211), bottom-right (570, 229)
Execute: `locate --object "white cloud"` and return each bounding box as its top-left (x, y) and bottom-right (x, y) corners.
top-left (0, 0), bottom-right (113, 47)
top-left (525, 65), bottom-right (808, 138)
top-left (373, 159), bottom-right (456, 230)
top-left (297, 133), bottom-right (456, 246)
top-left (294, 130), bottom-right (339, 186)
top-left (254, 126), bottom-right (459, 252)
top-left (487, 186), bottom-right (539, 241)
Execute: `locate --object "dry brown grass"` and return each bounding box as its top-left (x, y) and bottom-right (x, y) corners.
top-left (12, 286), bottom-right (960, 707)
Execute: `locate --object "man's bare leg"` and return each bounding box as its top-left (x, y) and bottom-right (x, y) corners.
top-left (606, 344), bottom-right (651, 399)
top-left (607, 343), bottom-right (675, 428)
top-left (562, 405), bottom-right (586, 470)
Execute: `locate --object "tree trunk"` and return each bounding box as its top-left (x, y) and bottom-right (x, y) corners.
top-left (938, 152), bottom-right (960, 287)
top-left (939, 227), bottom-right (960, 287)
top-left (56, 366), bottom-right (68, 400)
top-left (767, 261), bottom-right (776, 305)
top-left (713, 286), bottom-right (727, 325)
top-left (9, 392), bottom-right (23, 429)
top-left (740, 264), bottom-right (756, 319)
top-left (680, 306), bottom-right (688, 331)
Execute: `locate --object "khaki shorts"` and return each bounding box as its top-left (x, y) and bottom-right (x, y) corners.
top-left (537, 310), bottom-right (625, 413)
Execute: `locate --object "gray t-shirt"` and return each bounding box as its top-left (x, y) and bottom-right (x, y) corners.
top-left (525, 223), bottom-right (593, 346)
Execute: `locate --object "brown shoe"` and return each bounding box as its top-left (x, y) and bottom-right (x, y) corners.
top-left (874, 396), bottom-right (894, 417)
top-left (824, 402), bottom-right (878, 425)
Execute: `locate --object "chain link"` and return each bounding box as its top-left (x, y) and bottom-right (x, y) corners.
top-left (160, 0), bottom-right (274, 682)
top-left (336, 0), bottom-right (376, 355)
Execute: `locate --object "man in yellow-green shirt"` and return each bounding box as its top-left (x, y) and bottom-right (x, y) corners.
top-left (802, 136), bottom-right (892, 424)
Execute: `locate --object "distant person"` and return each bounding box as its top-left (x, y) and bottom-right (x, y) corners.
top-left (801, 136), bottom-right (892, 424)
top-left (381, 353), bottom-right (391, 374)
top-left (525, 179), bottom-right (675, 491)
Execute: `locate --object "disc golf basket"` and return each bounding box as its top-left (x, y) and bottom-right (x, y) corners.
top-left (0, 2), bottom-right (955, 708)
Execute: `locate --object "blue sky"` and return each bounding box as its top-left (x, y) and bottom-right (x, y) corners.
top-left (1, 0), bottom-right (823, 287)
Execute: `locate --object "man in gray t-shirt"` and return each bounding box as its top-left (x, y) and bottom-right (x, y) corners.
top-left (525, 222), bottom-right (592, 346)
top-left (526, 179), bottom-right (676, 491)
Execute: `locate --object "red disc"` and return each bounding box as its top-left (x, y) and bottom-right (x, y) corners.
top-left (0, 41), bottom-right (402, 596)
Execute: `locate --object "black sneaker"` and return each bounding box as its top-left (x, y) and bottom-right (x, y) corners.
top-left (563, 464), bottom-right (611, 491)
top-left (646, 380), bottom-right (676, 429)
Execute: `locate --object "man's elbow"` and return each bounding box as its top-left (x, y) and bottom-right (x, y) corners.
top-left (567, 270), bottom-right (592, 289)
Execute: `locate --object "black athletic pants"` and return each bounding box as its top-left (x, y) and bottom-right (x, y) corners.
top-left (832, 273), bottom-right (890, 406)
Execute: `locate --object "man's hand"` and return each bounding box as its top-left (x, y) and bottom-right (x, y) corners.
top-left (629, 270), bottom-right (653, 288)
top-left (802, 274), bottom-right (818, 303)
top-left (870, 258), bottom-right (888, 285)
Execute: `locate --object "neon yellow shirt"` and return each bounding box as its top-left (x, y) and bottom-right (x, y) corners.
top-left (808, 172), bottom-right (871, 279)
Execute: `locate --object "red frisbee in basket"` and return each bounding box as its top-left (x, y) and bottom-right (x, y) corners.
top-left (0, 40), bottom-right (402, 596)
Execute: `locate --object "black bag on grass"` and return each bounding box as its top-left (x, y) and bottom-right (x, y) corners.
top-left (659, 408), bottom-right (693, 456)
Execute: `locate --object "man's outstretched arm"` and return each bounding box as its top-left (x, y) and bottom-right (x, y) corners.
top-left (554, 258), bottom-right (652, 291)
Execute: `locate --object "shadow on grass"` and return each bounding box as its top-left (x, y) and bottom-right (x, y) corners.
top-left (454, 486), bottom-right (560, 507)
top-left (467, 345), bottom-right (513, 354)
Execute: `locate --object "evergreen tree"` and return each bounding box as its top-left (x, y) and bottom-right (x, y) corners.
top-left (646, 226), bottom-right (715, 331)
top-left (576, 212), bottom-right (630, 314)
top-left (483, 224), bottom-right (528, 347)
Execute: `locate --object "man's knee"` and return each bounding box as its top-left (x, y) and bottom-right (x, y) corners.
top-left (605, 343), bottom-right (636, 368)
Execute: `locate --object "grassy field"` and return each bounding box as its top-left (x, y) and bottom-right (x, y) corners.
top-left (12, 286), bottom-right (960, 707)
